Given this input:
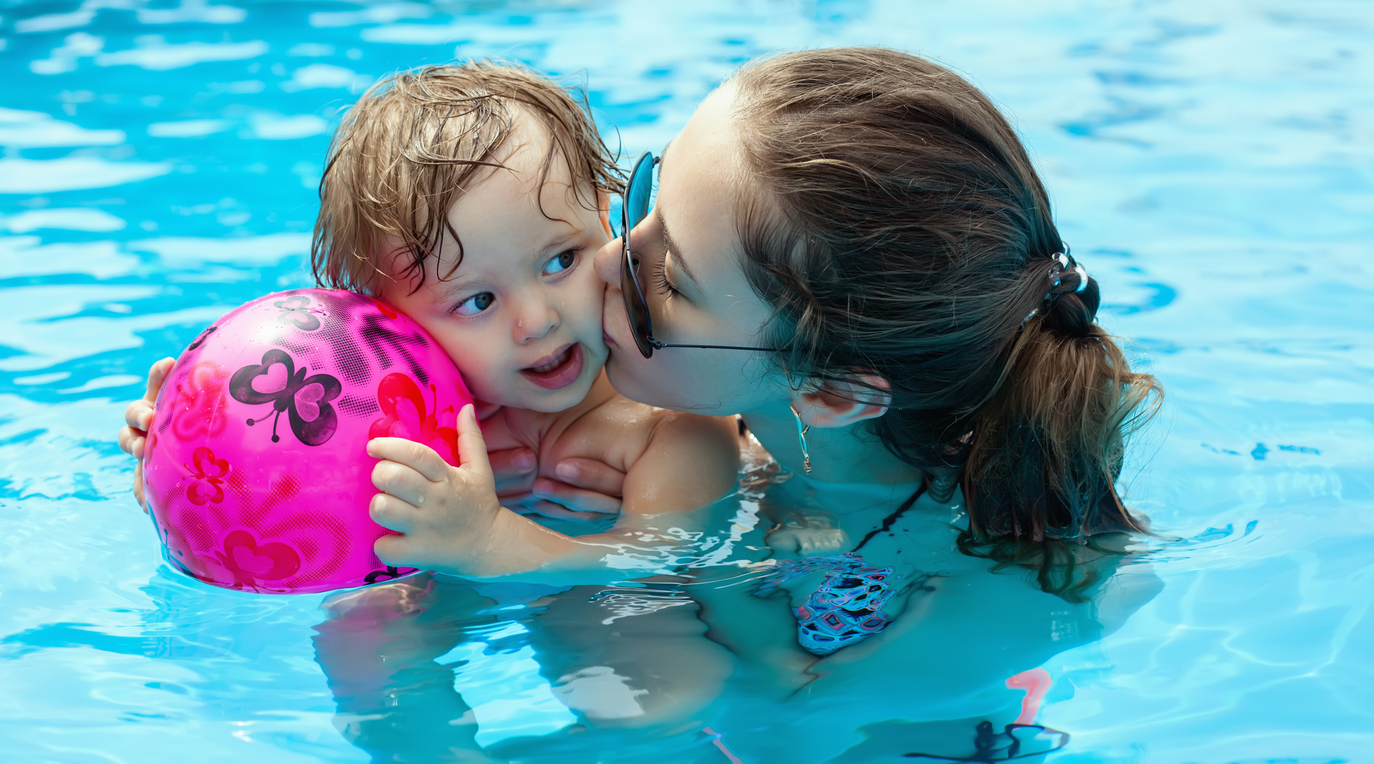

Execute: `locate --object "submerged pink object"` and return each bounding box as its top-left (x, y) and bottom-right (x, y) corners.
top-left (1006, 667), bottom-right (1053, 724)
top-left (142, 289), bottom-right (470, 594)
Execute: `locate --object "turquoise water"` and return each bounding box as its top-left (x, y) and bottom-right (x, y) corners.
top-left (2, 0), bottom-right (1373, 761)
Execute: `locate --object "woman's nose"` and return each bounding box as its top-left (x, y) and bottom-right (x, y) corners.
top-left (593, 236), bottom-right (621, 288)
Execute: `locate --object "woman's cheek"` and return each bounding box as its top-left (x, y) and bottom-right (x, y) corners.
top-left (604, 344), bottom-right (757, 414)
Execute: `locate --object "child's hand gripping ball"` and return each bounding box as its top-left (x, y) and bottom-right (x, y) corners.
top-left (366, 404), bottom-right (505, 577)
top-left (141, 289), bottom-right (472, 594)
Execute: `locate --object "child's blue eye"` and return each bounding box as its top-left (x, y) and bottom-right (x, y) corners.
top-left (543, 249), bottom-right (577, 276)
top-left (454, 292), bottom-right (494, 316)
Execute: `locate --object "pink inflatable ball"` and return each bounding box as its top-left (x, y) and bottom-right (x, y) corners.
top-left (141, 288), bottom-right (472, 595)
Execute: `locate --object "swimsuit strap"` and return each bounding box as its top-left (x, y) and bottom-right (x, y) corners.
top-left (851, 483), bottom-right (926, 553)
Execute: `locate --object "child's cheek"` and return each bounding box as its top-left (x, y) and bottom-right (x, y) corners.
top-left (452, 358), bottom-right (509, 406)
top-left (573, 265), bottom-right (609, 332)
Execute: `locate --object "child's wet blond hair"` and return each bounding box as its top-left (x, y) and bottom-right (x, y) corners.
top-left (311, 61), bottom-right (624, 294)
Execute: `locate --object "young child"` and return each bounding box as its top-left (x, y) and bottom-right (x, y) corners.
top-left (119, 62), bottom-right (740, 585)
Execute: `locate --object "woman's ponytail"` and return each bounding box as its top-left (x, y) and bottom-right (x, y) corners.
top-left (729, 47), bottom-right (1163, 601)
top-left (959, 257), bottom-right (1161, 600)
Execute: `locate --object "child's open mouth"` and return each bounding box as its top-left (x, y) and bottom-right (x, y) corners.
top-left (520, 343), bottom-right (584, 390)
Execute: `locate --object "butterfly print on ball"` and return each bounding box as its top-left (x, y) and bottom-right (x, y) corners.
top-left (184, 445), bottom-right (230, 505)
top-left (274, 294), bottom-right (325, 331)
top-left (368, 372), bottom-right (459, 465)
top-left (230, 349), bottom-right (342, 445)
top-left (207, 529), bottom-right (302, 591)
top-left (167, 361), bottom-right (230, 442)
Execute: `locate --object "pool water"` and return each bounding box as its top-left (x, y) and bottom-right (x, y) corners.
top-left (2, 0), bottom-right (1372, 761)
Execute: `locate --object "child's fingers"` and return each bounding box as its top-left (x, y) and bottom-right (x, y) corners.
top-left (531, 478), bottom-right (622, 515)
top-left (455, 404), bottom-right (492, 481)
top-left (374, 531), bottom-right (418, 568)
top-left (124, 398), bottom-right (154, 431)
top-left (369, 492), bottom-right (416, 533)
top-left (123, 359), bottom-right (173, 436)
top-left (145, 357), bottom-right (174, 403)
top-left (118, 425), bottom-right (145, 458)
top-left (133, 460), bottom-right (147, 513)
top-left (366, 437), bottom-right (450, 482)
top-left (370, 459), bottom-right (430, 507)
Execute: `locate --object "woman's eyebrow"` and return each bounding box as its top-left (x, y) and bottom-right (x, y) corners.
top-left (655, 140), bottom-right (703, 289)
top-left (660, 213), bottom-right (701, 290)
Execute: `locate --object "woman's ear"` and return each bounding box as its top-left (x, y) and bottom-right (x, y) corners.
top-left (791, 374), bottom-right (891, 429)
top-left (597, 187), bottom-right (613, 239)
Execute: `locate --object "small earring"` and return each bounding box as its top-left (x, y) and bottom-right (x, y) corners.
top-left (790, 406), bottom-right (812, 475)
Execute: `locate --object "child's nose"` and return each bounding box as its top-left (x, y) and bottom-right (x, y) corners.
top-left (514, 299), bottom-right (560, 343)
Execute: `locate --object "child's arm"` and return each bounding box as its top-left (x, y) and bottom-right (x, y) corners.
top-left (369, 404), bottom-right (740, 584)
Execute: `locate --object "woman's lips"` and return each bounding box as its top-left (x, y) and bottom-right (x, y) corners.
top-left (520, 343), bottom-right (584, 390)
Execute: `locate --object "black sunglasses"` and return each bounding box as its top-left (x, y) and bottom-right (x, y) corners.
top-left (619, 151), bottom-right (782, 359)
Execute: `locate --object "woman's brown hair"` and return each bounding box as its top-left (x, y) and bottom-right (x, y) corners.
top-left (311, 61), bottom-right (624, 294)
top-left (730, 47), bottom-right (1162, 600)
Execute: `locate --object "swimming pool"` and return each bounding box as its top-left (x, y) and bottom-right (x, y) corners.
top-left (2, 0), bottom-right (1372, 760)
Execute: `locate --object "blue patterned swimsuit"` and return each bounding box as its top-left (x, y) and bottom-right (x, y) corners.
top-left (755, 552), bottom-right (936, 655)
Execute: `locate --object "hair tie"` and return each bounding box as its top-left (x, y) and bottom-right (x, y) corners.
top-left (1048, 247), bottom-right (1089, 296)
top-left (1021, 246), bottom-right (1088, 329)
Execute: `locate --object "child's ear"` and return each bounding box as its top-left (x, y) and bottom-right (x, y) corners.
top-left (597, 187), bottom-right (613, 239)
top-left (790, 374), bottom-right (891, 429)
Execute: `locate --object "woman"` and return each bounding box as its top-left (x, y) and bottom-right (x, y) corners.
top-left (596, 46), bottom-right (1159, 594)
top-left (572, 48), bottom-right (1162, 758)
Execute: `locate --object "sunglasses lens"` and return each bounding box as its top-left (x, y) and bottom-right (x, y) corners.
top-left (621, 152), bottom-right (658, 358)
top-left (626, 153), bottom-right (655, 227)
top-left (622, 246), bottom-right (655, 358)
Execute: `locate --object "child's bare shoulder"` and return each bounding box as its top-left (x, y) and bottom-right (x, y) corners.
top-left (538, 382), bottom-right (682, 470)
top-left (581, 397), bottom-right (739, 514)
top-left (536, 377), bottom-right (739, 512)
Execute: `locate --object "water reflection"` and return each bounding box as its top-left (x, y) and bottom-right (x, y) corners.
top-left (312, 468), bottom-right (1160, 762)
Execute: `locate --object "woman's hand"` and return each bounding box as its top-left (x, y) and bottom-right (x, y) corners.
top-left (486, 448), bottom-right (626, 521)
top-left (529, 458), bottom-right (627, 520)
top-left (117, 357), bottom-right (175, 511)
top-left (368, 404), bottom-right (510, 576)
top-left (475, 401), bottom-right (627, 522)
